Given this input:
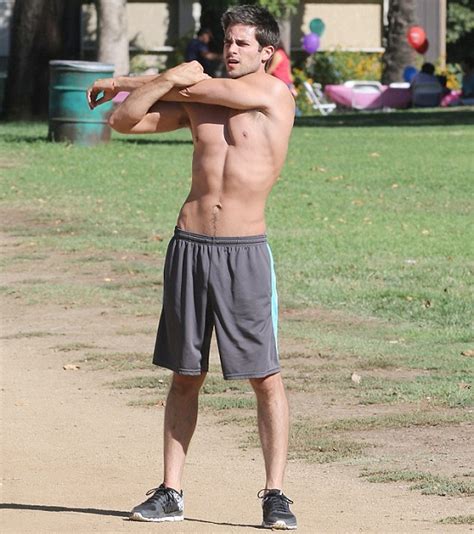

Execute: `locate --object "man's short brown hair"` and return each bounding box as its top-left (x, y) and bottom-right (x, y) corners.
top-left (221, 5), bottom-right (280, 49)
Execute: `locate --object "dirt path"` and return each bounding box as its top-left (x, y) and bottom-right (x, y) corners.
top-left (1, 230), bottom-right (471, 533)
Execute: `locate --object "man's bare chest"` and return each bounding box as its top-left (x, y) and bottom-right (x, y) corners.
top-left (184, 104), bottom-right (264, 146)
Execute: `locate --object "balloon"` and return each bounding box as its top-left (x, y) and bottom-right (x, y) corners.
top-left (407, 26), bottom-right (426, 49)
top-left (415, 39), bottom-right (429, 54)
top-left (309, 18), bottom-right (325, 36)
top-left (403, 65), bottom-right (418, 83)
top-left (302, 33), bottom-right (320, 54)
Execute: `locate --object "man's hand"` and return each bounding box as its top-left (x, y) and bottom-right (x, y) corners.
top-left (87, 77), bottom-right (119, 110)
top-left (162, 61), bottom-right (211, 88)
top-left (87, 63), bottom-right (208, 110)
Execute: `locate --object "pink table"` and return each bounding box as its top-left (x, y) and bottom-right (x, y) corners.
top-left (325, 84), bottom-right (411, 110)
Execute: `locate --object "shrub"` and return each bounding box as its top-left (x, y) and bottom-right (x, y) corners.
top-left (304, 50), bottom-right (383, 86)
top-left (292, 67), bottom-right (317, 115)
top-left (436, 62), bottom-right (462, 90)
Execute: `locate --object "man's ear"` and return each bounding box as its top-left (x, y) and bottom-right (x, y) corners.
top-left (261, 45), bottom-right (275, 64)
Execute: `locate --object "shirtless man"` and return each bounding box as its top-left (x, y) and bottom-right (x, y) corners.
top-left (87, 5), bottom-right (296, 530)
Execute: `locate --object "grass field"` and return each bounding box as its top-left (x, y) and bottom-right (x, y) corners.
top-left (1, 110), bottom-right (473, 500)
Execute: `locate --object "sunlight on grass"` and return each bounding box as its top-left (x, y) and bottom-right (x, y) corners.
top-left (2, 116), bottom-right (473, 473)
top-left (439, 515), bottom-right (474, 525)
top-left (361, 469), bottom-right (474, 497)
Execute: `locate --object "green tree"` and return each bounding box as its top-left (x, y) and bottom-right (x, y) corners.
top-left (257, 0), bottom-right (298, 19)
top-left (447, 0), bottom-right (474, 42)
top-left (203, 0), bottom-right (298, 18)
top-left (447, 0), bottom-right (474, 62)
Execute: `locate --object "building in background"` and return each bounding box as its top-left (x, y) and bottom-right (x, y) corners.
top-left (0, 0), bottom-right (447, 94)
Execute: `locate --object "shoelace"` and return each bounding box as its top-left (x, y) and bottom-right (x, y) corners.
top-left (257, 489), bottom-right (293, 511)
top-left (143, 486), bottom-right (178, 506)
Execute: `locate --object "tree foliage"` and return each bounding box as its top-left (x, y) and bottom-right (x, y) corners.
top-left (203, 0), bottom-right (298, 18)
top-left (447, 0), bottom-right (474, 43)
top-left (447, 0), bottom-right (474, 62)
top-left (257, 0), bottom-right (298, 19)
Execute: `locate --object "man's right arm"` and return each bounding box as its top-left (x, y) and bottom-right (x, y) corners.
top-left (90, 62), bottom-right (209, 134)
top-left (108, 76), bottom-right (185, 134)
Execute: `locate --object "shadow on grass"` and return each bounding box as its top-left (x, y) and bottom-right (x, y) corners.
top-left (115, 138), bottom-right (193, 145)
top-left (295, 108), bottom-right (474, 128)
top-left (0, 503), bottom-right (260, 528)
top-left (0, 133), bottom-right (193, 146)
top-left (0, 134), bottom-right (49, 144)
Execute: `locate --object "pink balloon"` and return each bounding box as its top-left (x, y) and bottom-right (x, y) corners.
top-left (302, 33), bottom-right (320, 54)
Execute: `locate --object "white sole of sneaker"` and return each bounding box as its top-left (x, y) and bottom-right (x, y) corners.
top-left (262, 520), bottom-right (297, 530)
top-left (129, 512), bottom-right (184, 522)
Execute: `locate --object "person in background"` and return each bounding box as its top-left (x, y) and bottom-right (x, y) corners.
top-left (185, 28), bottom-right (221, 76)
top-left (461, 57), bottom-right (474, 99)
top-left (266, 40), bottom-right (297, 97)
top-left (410, 62), bottom-right (441, 88)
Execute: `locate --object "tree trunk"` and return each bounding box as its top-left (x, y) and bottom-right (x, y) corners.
top-left (5, 0), bottom-right (81, 119)
top-left (278, 18), bottom-right (291, 56)
top-left (96, 0), bottom-right (129, 76)
top-left (382, 0), bottom-right (417, 84)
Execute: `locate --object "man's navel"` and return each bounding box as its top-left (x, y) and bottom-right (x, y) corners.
top-left (211, 202), bottom-right (222, 235)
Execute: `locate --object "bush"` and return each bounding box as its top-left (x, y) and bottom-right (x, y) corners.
top-left (436, 62), bottom-right (463, 90)
top-left (292, 67), bottom-right (317, 115)
top-left (304, 50), bottom-right (383, 86)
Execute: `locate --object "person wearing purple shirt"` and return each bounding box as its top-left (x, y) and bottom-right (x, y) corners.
top-left (185, 28), bottom-right (220, 76)
top-left (410, 62), bottom-right (441, 88)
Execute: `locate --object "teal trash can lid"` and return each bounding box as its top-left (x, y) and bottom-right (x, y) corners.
top-left (49, 60), bottom-right (115, 72)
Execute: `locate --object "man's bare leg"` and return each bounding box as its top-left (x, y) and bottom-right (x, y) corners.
top-left (163, 372), bottom-right (206, 490)
top-left (249, 372), bottom-right (289, 489)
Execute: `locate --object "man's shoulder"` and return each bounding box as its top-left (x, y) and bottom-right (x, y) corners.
top-left (239, 72), bottom-right (290, 93)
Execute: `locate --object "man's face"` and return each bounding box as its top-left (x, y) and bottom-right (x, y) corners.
top-left (224, 24), bottom-right (273, 78)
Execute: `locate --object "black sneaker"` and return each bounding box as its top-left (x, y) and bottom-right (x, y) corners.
top-left (258, 489), bottom-right (297, 530)
top-left (130, 483), bottom-right (184, 522)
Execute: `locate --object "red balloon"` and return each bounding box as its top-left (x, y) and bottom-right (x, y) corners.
top-left (415, 39), bottom-right (429, 54)
top-left (407, 26), bottom-right (426, 49)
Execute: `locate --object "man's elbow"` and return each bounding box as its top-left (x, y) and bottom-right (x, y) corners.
top-left (108, 111), bottom-right (132, 134)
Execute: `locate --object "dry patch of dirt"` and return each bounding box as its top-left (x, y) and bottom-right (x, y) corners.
top-left (1, 212), bottom-right (472, 532)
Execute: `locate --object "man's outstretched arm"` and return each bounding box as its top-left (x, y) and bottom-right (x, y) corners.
top-left (105, 62), bottom-right (209, 134)
top-left (161, 73), bottom-right (286, 113)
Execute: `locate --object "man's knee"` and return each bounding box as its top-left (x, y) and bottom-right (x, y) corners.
top-left (249, 372), bottom-right (283, 396)
top-left (169, 372), bottom-right (206, 396)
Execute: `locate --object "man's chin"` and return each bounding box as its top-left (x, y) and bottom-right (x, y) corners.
top-left (226, 69), bottom-right (242, 79)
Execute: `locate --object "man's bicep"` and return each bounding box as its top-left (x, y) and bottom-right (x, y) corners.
top-left (162, 78), bottom-right (271, 111)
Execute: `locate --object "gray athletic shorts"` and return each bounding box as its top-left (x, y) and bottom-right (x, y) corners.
top-left (153, 227), bottom-right (279, 380)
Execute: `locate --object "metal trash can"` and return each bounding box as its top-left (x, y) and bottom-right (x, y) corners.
top-left (48, 60), bottom-right (114, 146)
